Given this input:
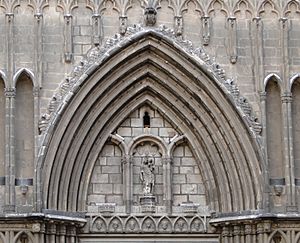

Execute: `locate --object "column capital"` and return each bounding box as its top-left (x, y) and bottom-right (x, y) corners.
top-left (259, 91), bottom-right (267, 101)
top-left (162, 157), bottom-right (172, 165)
top-left (122, 155), bottom-right (131, 164)
top-left (222, 225), bottom-right (231, 237)
top-left (233, 225), bottom-right (242, 236)
top-left (33, 86), bottom-right (40, 97)
top-left (4, 87), bottom-right (16, 97)
top-left (281, 92), bottom-right (292, 103)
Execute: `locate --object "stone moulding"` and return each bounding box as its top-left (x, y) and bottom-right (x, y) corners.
top-left (89, 214), bottom-right (207, 234)
top-left (38, 24), bottom-right (261, 145)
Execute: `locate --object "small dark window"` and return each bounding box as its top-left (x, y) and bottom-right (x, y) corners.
top-left (143, 112), bottom-right (150, 128)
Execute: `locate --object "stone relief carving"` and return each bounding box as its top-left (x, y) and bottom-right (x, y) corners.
top-left (125, 217), bottom-right (139, 232)
top-left (89, 215), bottom-right (208, 233)
top-left (91, 217), bottom-right (107, 233)
top-left (141, 216), bottom-right (156, 232)
top-left (157, 217), bottom-right (172, 233)
top-left (190, 216), bottom-right (205, 232)
top-left (174, 217), bottom-right (188, 232)
top-left (39, 24), bottom-right (261, 138)
top-left (108, 217), bottom-right (123, 232)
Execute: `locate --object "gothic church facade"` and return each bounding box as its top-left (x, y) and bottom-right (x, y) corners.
top-left (0, 0), bottom-right (300, 242)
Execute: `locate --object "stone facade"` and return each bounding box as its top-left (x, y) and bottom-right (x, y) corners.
top-left (0, 0), bottom-right (300, 242)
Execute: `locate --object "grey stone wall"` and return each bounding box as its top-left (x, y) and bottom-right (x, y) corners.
top-left (0, 0), bottom-right (300, 241)
top-left (87, 105), bottom-right (207, 214)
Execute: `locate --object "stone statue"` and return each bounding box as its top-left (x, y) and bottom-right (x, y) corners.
top-left (140, 156), bottom-right (155, 195)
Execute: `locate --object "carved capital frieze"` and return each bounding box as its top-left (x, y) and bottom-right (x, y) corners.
top-left (281, 93), bottom-right (292, 103)
top-left (89, 215), bottom-right (208, 234)
top-left (4, 87), bottom-right (16, 97)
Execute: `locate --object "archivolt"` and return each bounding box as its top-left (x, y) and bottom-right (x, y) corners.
top-left (36, 27), bottom-right (264, 214)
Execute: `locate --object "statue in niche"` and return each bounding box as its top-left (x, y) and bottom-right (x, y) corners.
top-left (140, 156), bottom-right (155, 195)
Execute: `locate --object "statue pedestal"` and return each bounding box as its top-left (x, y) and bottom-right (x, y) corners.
top-left (140, 195), bottom-right (156, 213)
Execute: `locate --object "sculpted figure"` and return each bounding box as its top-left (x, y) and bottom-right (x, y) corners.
top-left (140, 157), bottom-right (155, 195)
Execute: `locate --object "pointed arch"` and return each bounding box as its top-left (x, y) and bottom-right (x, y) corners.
top-left (268, 230), bottom-right (288, 243)
top-left (290, 73), bottom-right (300, 92)
top-left (124, 216), bottom-right (140, 232)
top-left (295, 230), bottom-right (300, 243)
top-left (264, 73), bottom-right (283, 93)
top-left (174, 216), bottom-right (189, 232)
top-left (284, 0), bottom-right (300, 18)
top-left (167, 134), bottom-right (186, 157)
top-left (15, 70), bottom-right (35, 183)
top-left (190, 215), bottom-right (206, 232)
top-left (265, 76), bottom-right (284, 181)
top-left (13, 68), bottom-right (37, 88)
top-left (108, 216), bottom-right (123, 232)
top-left (141, 215), bottom-right (156, 232)
top-left (157, 216), bottom-right (172, 233)
top-left (180, 0), bottom-right (204, 15)
top-left (258, 0), bottom-right (280, 18)
top-left (109, 133), bottom-right (128, 155)
top-left (13, 231), bottom-right (35, 243)
top-left (0, 232), bottom-right (5, 243)
top-left (0, 70), bottom-right (8, 88)
top-left (36, 29), bottom-right (264, 215)
top-left (233, 0), bottom-right (254, 18)
top-left (91, 216), bottom-right (107, 232)
top-left (207, 0), bottom-right (229, 17)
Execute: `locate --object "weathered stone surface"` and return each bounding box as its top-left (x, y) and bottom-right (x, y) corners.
top-left (1, 0), bottom-right (300, 241)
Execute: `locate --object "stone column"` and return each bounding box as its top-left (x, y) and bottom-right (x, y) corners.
top-left (122, 155), bottom-right (132, 214)
top-left (163, 157), bottom-right (172, 214)
top-left (58, 224), bottom-right (66, 243)
top-left (257, 222), bottom-right (270, 243)
top-left (67, 226), bottom-right (76, 243)
top-left (256, 223), bottom-right (264, 243)
top-left (260, 91), bottom-right (270, 210)
top-left (222, 226), bottom-right (231, 243)
top-left (4, 88), bottom-right (16, 212)
top-left (281, 93), bottom-right (296, 211)
top-left (244, 224), bottom-right (252, 243)
top-left (47, 224), bottom-right (56, 243)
